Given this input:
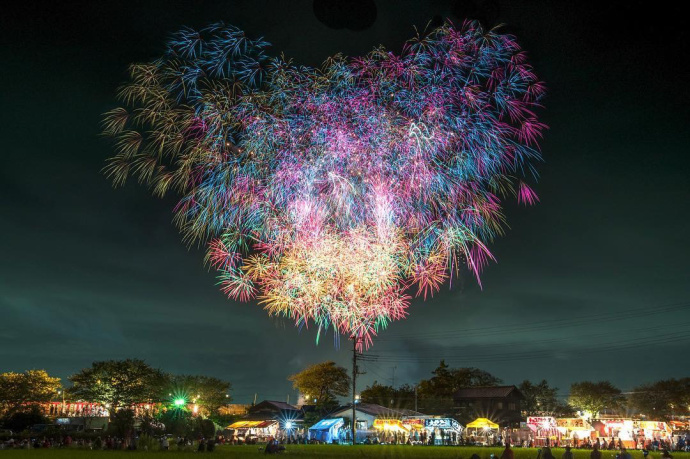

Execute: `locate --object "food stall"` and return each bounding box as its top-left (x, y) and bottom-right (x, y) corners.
top-left (557, 418), bottom-right (594, 446)
top-left (308, 418), bottom-right (344, 444)
top-left (226, 420), bottom-right (278, 443)
top-left (670, 420), bottom-right (688, 434)
top-left (592, 419), bottom-right (635, 449)
top-left (424, 418), bottom-right (463, 445)
top-left (635, 421), bottom-right (672, 447)
top-left (466, 418), bottom-right (500, 445)
top-left (372, 418), bottom-right (409, 443)
top-left (527, 417), bottom-right (562, 447)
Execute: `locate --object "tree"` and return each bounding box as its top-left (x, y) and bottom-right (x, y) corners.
top-left (1, 405), bottom-right (49, 432)
top-left (159, 408), bottom-right (196, 437)
top-left (108, 408), bottom-right (136, 439)
top-left (569, 381), bottom-right (624, 418)
top-left (68, 359), bottom-right (167, 408)
top-left (360, 381), bottom-right (396, 406)
top-left (360, 381), bottom-right (416, 409)
top-left (288, 361), bottom-right (350, 409)
top-left (0, 370), bottom-right (61, 414)
top-left (630, 378), bottom-right (690, 420)
top-left (417, 361), bottom-right (502, 415)
top-left (519, 379), bottom-right (573, 417)
top-left (165, 374), bottom-right (232, 418)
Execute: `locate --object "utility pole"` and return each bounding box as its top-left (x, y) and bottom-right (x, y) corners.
top-left (351, 336), bottom-right (364, 445)
top-left (414, 385), bottom-right (418, 412)
top-left (391, 366), bottom-right (397, 388)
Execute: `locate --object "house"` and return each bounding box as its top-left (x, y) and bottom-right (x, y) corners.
top-left (244, 400), bottom-right (302, 423)
top-left (453, 386), bottom-right (523, 426)
top-left (218, 404), bottom-right (251, 416)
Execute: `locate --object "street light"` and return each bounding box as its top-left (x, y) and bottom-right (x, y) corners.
top-left (57, 388), bottom-right (66, 415)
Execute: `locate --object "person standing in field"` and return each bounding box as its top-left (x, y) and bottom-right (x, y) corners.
top-left (591, 443), bottom-right (602, 459)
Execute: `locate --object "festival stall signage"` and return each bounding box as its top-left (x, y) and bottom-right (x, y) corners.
top-left (402, 418), bottom-right (425, 430)
top-left (638, 421), bottom-right (670, 432)
top-left (425, 418), bottom-right (461, 430)
top-left (528, 417), bottom-right (558, 428)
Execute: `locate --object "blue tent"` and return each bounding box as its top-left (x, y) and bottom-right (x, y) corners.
top-left (309, 418), bottom-right (344, 443)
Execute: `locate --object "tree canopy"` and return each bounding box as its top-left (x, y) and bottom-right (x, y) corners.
top-left (630, 378), bottom-right (690, 420)
top-left (288, 361), bottom-right (350, 409)
top-left (360, 381), bottom-right (415, 409)
top-left (519, 379), bottom-right (573, 417)
top-left (568, 381), bottom-right (624, 418)
top-left (0, 370), bottom-right (61, 414)
top-left (165, 374), bottom-right (232, 416)
top-left (417, 361), bottom-right (502, 415)
top-left (68, 359), bottom-right (167, 408)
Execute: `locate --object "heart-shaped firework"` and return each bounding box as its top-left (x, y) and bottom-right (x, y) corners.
top-left (104, 20), bottom-right (546, 348)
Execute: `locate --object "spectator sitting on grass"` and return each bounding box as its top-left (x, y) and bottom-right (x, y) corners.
top-left (501, 443), bottom-right (514, 459)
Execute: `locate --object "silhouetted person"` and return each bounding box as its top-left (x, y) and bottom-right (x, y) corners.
top-left (591, 443), bottom-right (602, 459)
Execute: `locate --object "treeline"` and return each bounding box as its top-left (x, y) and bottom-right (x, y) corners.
top-left (284, 360), bottom-right (690, 421)
top-left (0, 359), bottom-right (232, 435)
top-left (356, 361), bottom-right (690, 420)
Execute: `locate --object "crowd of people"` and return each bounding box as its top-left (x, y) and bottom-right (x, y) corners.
top-left (0, 434), bottom-right (222, 451)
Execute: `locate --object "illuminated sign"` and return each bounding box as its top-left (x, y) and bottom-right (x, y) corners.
top-left (424, 418), bottom-right (460, 430)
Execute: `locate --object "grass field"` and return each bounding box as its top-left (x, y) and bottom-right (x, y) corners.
top-left (1, 446), bottom-right (689, 459)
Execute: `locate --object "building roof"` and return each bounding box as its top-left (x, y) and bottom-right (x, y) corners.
top-left (249, 400), bottom-right (299, 412)
top-left (331, 403), bottom-right (425, 418)
top-left (454, 386), bottom-right (522, 399)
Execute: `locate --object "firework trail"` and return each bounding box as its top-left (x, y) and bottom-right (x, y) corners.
top-left (103, 21), bottom-right (546, 348)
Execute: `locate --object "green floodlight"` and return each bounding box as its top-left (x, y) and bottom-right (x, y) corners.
top-left (174, 398), bottom-right (186, 407)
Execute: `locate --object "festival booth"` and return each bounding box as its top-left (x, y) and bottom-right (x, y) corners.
top-left (593, 419), bottom-right (635, 449)
top-left (372, 418), bottom-right (410, 444)
top-left (226, 420), bottom-right (278, 443)
top-left (399, 417), bottom-right (463, 445)
top-left (670, 421), bottom-right (689, 433)
top-left (635, 421), bottom-right (672, 447)
top-left (308, 418), bottom-right (344, 444)
top-left (527, 417), bottom-right (562, 447)
top-left (466, 418), bottom-right (499, 445)
top-left (424, 418), bottom-right (463, 445)
top-left (557, 418), bottom-right (594, 446)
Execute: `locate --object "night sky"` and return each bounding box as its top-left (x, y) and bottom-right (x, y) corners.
top-left (1, 1), bottom-right (689, 404)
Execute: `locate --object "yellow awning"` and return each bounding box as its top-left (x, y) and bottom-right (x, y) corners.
top-left (227, 420), bottom-right (265, 429)
top-left (373, 419), bottom-right (410, 432)
top-left (466, 418), bottom-right (499, 429)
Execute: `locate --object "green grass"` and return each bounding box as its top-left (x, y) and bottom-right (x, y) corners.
top-left (0, 446), bottom-right (688, 459)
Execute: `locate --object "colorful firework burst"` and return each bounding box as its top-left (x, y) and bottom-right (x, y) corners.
top-left (103, 20), bottom-right (546, 348)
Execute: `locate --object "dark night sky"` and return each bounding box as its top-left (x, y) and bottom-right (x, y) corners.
top-left (1, 1), bottom-right (689, 404)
